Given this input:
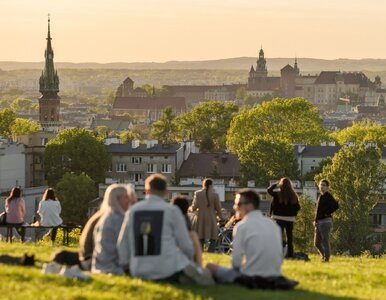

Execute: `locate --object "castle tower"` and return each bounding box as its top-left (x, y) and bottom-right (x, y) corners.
top-left (255, 47), bottom-right (268, 77)
top-left (38, 15), bottom-right (60, 132)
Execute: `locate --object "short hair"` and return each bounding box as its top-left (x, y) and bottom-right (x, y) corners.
top-left (145, 174), bottom-right (168, 192)
top-left (101, 184), bottom-right (135, 213)
top-left (237, 188), bottom-right (260, 209)
top-left (320, 179), bottom-right (329, 187)
top-left (171, 196), bottom-right (189, 215)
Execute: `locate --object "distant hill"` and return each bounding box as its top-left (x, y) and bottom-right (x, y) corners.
top-left (2, 58), bottom-right (386, 72)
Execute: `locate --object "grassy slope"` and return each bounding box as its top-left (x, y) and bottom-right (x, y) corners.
top-left (0, 243), bottom-right (384, 300)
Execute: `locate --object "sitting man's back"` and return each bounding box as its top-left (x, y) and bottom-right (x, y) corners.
top-left (117, 174), bottom-right (194, 281)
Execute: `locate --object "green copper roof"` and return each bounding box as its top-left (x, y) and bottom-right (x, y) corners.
top-left (39, 15), bottom-right (60, 100)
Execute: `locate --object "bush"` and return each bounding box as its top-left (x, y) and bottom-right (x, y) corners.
top-left (293, 194), bottom-right (315, 253)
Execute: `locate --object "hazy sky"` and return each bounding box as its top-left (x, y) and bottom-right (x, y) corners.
top-left (1, 0), bottom-right (385, 62)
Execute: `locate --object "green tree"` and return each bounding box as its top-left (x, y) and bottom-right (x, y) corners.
top-left (293, 194), bottom-right (315, 253)
top-left (227, 98), bottom-right (326, 155)
top-left (10, 118), bottom-right (40, 137)
top-left (315, 145), bottom-right (386, 255)
top-left (177, 101), bottom-right (239, 151)
top-left (238, 137), bottom-right (299, 186)
top-left (44, 128), bottom-right (110, 185)
top-left (119, 130), bottom-right (141, 143)
top-left (93, 126), bottom-right (109, 140)
top-left (56, 172), bottom-right (97, 224)
top-left (106, 91), bottom-right (116, 104)
top-left (0, 108), bottom-right (17, 138)
top-left (330, 120), bottom-right (386, 146)
top-left (10, 98), bottom-right (38, 113)
top-left (151, 107), bottom-right (178, 143)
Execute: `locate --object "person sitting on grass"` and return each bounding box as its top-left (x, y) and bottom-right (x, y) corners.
top-left (171, 195), bottom-right (203, 267)
top-left (207, 189), bottom-right (284, 285)
top-left (92, 184), bottom-right (136, 275)
top-left (117, 174), bottom-right (214, 285)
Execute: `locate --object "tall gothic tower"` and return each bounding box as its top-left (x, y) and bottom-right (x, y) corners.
top-left (39, 15), bottom-right (60, 132)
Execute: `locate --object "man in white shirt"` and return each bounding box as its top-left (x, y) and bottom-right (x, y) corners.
top-left (207, 188), bottom-right (283, 283)
top-left (117, 174), bottom-right (213, 285)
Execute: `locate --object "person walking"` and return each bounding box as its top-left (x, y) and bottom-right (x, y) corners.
top-left (37, 188), bottom-right (63, 243)
top-left (314, 179), bottom-right (339, 262)
top-left (5, 187), bottom-right (26, 242)
top-left (190, 178), bottom-right (222, 252)
top-left (268, 178), bottom-right (300, 258)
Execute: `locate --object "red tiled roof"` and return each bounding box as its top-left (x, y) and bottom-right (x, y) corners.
top-left (281, 64), bottom-right (294, 72)
top-left (179, 153), bottom-right (241, 178)
top-left (315, 71), bottom-right (373, 87)
top-left (112, 96), bottom-right (186, 110)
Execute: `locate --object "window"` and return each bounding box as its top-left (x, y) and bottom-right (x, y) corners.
top-left (131, 157), bottom-right (142, 164)
top-left (161, 164), bottom-right (172, 173)
top-left (41, 138), bottom-right (49, 146)
top-left (147, 164), bottom-right (157, 173)
top-left (131, 173), bottom-right (143, 182)
top-left (116, 163), bottom-right (127, 172)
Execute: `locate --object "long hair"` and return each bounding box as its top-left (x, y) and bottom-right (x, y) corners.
top-left (100, 184), bottom-right (135, 214)
top-left (278, 177), bottom-right (298, 205)
top-left (42, 188), bottom-right (57, 201)
top-left (6, 187), bottom-right (21, 204)
top-left (203, 178), bottom-right (213, 207)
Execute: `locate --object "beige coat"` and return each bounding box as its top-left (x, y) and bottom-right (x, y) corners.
top-left (191, 188), bottom-right (222, 240)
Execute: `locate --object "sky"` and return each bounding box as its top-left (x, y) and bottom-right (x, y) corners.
top-left (0, 0), bottom-right (386, 63)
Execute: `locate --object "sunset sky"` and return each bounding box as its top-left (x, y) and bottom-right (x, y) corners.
top-left (1, 0), bottom-right (385, 63)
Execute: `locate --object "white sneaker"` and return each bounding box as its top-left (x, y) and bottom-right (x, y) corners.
top-left (42, 262), bottom-right (62, 274)
top-left (60, 265), bottom-right (91, 281)
top-left (183, 263), bottom-right (215, 286)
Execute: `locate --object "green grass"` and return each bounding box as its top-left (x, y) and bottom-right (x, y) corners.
top-left (0, 243), bottom-right (385, 300)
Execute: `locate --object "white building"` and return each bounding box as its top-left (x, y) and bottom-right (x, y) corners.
top-left (0, 140), bottom-right (26, 193)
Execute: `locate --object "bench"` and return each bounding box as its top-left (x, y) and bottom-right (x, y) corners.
top-left (0, 224), bottom-right (82, 245)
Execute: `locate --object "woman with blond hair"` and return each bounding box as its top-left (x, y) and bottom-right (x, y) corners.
top-left (268, 177), bottom-right (300, 258)
top-left (190, 178), bottom-right (222, 252)
top-left (92, 184), bottom-right (136, 274)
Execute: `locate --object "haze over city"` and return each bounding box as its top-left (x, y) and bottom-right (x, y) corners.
top-left (1, 0), bottom-right (386, 63)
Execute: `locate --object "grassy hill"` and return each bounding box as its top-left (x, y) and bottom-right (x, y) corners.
top-left (0, 243), bottom-right (384, 300)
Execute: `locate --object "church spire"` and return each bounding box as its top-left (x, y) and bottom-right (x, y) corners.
top-left (39, 14), bottom-right (60, 100)
top-left (294, 56), bottom-right (300, 76)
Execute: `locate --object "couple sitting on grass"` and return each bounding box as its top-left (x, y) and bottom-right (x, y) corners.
top-left (49, 174), bottom-right (296, 288)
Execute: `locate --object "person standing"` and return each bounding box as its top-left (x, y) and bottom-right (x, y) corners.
top-left (190, 179), bottom-right (222, 252)
top-left (314, 179), bottom-right (339, 262)
top-left (5, 187), bottom-right (26, 242)
top-left (267, 178), bottom-right (300, 258)
top-left (37, 188), bottom-right (63, 243)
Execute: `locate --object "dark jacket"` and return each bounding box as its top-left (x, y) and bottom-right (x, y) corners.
top-left (315, 192), bottom-right (339, 222)
top-left (267, 184), bottom-right (300, 218)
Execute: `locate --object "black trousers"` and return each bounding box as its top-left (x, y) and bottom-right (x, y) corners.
top-left (275, 220), bottom-right (294, 258)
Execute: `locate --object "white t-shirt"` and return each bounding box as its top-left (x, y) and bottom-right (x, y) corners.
top-left (37, 199), bottom-right (63, 226)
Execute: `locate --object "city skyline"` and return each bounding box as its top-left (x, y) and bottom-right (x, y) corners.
top-left (1, 0), bottom-right (386, 63)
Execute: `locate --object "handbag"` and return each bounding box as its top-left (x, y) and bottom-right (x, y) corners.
top-left (0, 212), bottom-right (7, 225)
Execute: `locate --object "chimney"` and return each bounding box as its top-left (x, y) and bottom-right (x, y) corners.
top-left (131, 140), bottom-right (140, 148)
top-left (328, 140), bottom-right (336, 146)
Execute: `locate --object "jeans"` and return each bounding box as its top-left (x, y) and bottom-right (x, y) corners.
top-left (276, 220), bottom-right (294, 258)
top-left (314, 221), bottom-right (332, 261)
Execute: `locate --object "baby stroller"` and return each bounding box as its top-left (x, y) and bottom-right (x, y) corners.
top-left (215, 219), bottom-right (234, 254)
